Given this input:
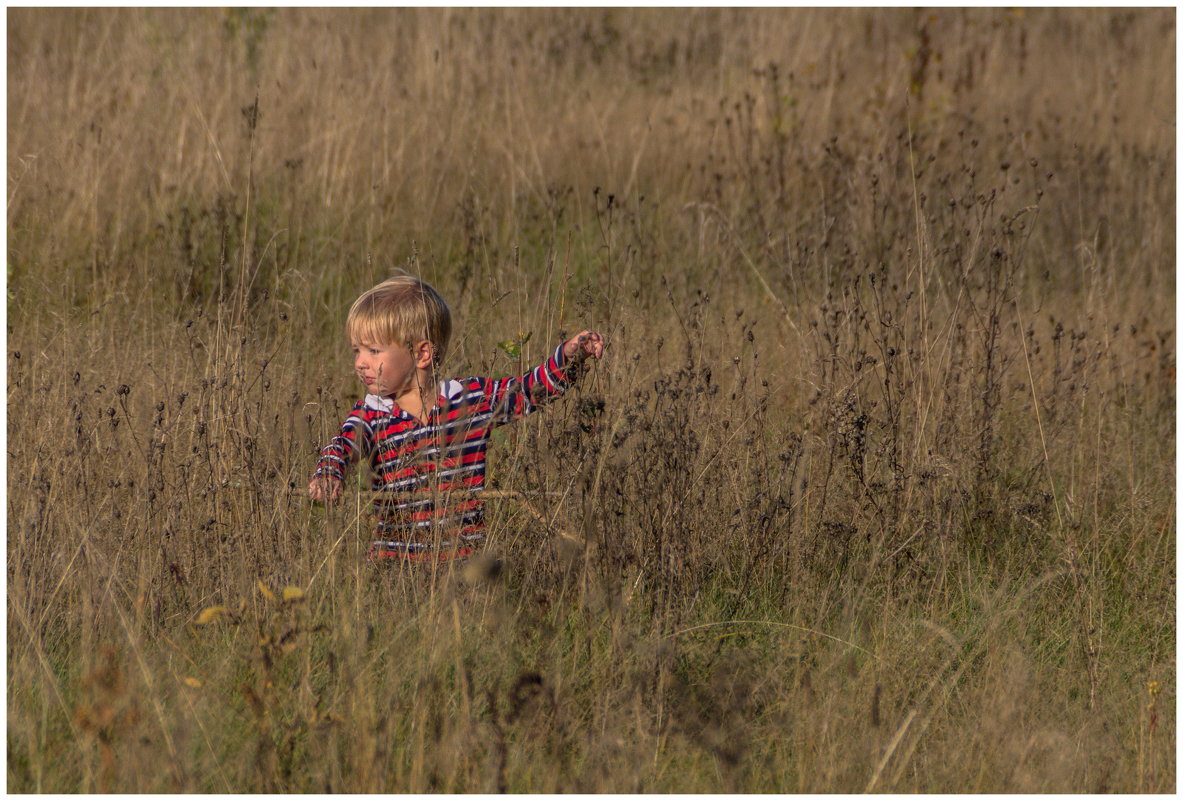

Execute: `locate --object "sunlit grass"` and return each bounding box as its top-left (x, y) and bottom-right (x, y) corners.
top-left (7, 7), bottom-right (1174, 792)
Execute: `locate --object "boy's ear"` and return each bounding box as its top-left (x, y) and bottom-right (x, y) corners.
top-left (412, 340), bottom-right (435, 369)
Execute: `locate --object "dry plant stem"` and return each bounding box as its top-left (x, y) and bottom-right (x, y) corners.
top-left (866, 708), bottom-right (917, 793)
top-left (296, 487), bottom-right (582, 569)
top-left (1014, 293), bottom-right (1100, 710)
top-left (9, 595), bottom-right (91, 777)
top-left (669, 620), bottom-right (877, 659)
top-left (868, 569), bottom-right (1067, 792)
top-left (108, 591), bottom-right (185, 789)
top-left (1013, 290), bottom-right (1065, 535)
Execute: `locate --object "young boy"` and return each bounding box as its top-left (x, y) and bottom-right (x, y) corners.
top-left (309, 275), bottom-right (604, 562)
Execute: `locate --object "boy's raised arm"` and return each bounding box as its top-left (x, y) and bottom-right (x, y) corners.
top-left (484, 329), bottom-right (605, 426)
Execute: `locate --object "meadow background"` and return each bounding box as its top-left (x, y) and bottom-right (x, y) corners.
top-left (6, 8), bottom-right (1175, 792)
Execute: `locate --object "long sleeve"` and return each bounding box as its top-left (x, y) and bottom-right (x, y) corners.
top-left (482, 342), bottom-right (584, 428)
top-left (314, 400), bottom-right (374, 481)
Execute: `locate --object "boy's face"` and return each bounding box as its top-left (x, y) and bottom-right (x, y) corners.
top-left (351, 338), bottom-right (417, 397)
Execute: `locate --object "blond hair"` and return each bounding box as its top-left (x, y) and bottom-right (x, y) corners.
top-left (346, 275), bottom-right (452, 364)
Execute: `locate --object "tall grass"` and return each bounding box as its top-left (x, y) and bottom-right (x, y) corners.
top-left (7, 8), bottom-right (1174, 792)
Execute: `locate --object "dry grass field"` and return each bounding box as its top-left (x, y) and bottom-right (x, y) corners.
top-left (6, 8), bottom-right (1175, 792)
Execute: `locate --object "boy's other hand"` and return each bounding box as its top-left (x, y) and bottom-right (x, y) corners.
top-left (308, 475), bottom-right (343, 504)
top-left (563, 330), bottom-right (605, 361)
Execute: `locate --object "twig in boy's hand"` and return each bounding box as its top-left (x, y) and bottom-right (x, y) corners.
top-left (307, 476), bottom-right (343, 504)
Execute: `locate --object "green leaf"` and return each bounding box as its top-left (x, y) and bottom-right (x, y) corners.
top-left (497, 333), bottom-right (530, 359)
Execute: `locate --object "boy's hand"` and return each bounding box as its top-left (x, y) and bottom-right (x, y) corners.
top-left (562, 330), bottom-right (605, 361)
top-left (308, 475), bottom-right (343, 505)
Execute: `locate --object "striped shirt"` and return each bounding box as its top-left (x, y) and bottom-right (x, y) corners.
top-left (314, 343), bottom-right (581, 561)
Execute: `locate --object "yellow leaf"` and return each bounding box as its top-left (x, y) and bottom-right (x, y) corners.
top-left (183, 677), bottom-right (203, 688)
top-left (282, 586), bottom-right (304, 602)
top-left (256, 580), bottom-right (277, 602)
top-left (196, 606), bottom-right (228, 624)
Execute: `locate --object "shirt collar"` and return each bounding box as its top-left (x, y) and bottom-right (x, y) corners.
top-left (363, 380), bottom-right (465, 415)
top-left (363, 393), bottom-right (395, 413)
